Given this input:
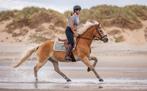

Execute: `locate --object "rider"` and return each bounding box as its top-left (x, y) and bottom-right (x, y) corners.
top-left (65, 5), bottom-right (81, 61)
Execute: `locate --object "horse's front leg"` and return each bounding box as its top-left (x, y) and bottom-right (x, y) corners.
top-left (82, 56), bottom-right (103, 82)
top-left (87, 56), bottom-right (98, 72)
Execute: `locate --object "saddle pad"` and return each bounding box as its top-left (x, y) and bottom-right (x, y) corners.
top-left (53, 42), bottom-right (66, 51)
top-left (53, 39), bottom-right (76, 52)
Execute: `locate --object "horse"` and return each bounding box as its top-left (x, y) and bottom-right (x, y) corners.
top-left (14, 21), bottom-right (108, 82)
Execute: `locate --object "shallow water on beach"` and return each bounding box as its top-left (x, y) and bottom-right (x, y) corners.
top-left (0, 43), bottom-right (147, 90)
top-left (0, 58), bottom-right (147, 90)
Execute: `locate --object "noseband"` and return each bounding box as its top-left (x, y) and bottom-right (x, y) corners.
top-left (95, 25), bottom-right (107, 40)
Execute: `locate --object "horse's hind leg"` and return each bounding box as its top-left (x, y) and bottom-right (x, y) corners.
top-left (49, 58), bottom-right (71, 82)
top-left (34, 58), bottom-right (48, 81)
top-left (87, 56), bottom-right (98, 72)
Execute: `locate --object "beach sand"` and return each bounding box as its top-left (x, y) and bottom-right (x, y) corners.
top-left (0, 42), bottom-right (147, 91)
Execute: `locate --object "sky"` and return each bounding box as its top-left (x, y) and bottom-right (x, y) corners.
top-left (0, 0), bottom-right (147, 13)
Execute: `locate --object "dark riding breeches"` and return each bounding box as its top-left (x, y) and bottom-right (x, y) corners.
top-left (65, 26), bottom-right (74, 48)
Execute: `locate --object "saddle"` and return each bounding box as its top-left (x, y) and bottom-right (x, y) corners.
top-left (53, 38), bottom-right (76, 62)
top-left (53, 38), bottom-right (76, 51)
top-left (53, 38), bottom-right (67, 51)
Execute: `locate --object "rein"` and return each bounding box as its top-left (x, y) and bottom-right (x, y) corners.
top-left (77, 35), bottom-right (93, 40)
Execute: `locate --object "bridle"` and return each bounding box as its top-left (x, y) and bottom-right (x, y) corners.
top-left (75, 24), bottom-right (107, 47)
top-left (95, 29), bottom-right (107, 40)
top-left (77, 24), bottom-right (107, 40)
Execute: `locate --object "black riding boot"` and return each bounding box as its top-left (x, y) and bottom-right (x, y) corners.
top-left (65, 44), bottom-right (72, 61)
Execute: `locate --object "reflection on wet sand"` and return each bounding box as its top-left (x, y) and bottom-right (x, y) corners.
top-left (0, 43), bottom-right (147, 91)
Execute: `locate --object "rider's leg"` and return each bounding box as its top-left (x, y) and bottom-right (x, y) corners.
top-left (68, 43), bottom-right (74, 57)
top-left (65, 27), bottom-right (74, 61)
top-left (65, 44), bottom-right (72, 60)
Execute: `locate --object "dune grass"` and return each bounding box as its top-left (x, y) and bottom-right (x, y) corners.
top-left (0, 5), bottom-right (146, 31)
top-left (2, 7), bottom-right (66, 31)
top-left (65, 5), bottom-right (147, 30)
top-left (0, 5), bottom-right (147, 42)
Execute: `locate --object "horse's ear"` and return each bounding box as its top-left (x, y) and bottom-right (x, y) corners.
top-left (95, 23), bottom-right (100, 28)
top-left (97, 22), bottom-right (101, 27)
top-left (94, 21), bottom-right (100, 27)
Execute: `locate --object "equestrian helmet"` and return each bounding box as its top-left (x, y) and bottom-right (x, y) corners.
top-left (73, 5), bottom-right (81, 12)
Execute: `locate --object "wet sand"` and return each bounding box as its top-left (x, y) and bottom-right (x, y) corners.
top-left (0, 42), bottom-right (147, 91)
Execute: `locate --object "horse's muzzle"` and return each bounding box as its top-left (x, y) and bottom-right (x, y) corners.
top-left (102, 37), bottom-right (108, 43)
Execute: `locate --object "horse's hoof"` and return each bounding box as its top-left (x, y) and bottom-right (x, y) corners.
top-left (87, 67), bottom-right (91, 72)
top-left (99, 78), bottom-right (104, 82)
top-left (35, 78), bottom-right (38, 81)
top-left (67, 79), bottom-right (71, 82)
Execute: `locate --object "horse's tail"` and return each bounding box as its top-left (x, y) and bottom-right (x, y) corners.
top-left (13, 46), bottom-right (39, 68)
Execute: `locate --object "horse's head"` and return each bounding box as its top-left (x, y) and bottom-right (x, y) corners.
top-left (93, 23), bottom-right (108, 43)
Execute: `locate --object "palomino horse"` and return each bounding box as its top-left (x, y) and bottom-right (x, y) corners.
top-left (14, 21), bottom-right (108, 82)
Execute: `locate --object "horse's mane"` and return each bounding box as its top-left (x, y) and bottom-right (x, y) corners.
top-left (77, 20), bottom-right (99, 34)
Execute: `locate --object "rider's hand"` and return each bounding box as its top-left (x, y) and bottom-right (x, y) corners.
top-left (74, 32), bottom-right (79, 37)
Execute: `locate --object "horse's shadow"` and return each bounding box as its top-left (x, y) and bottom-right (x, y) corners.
top-left (34, 80), bottom-right (71, 89)
top-left (34, 80), bottom-right (104, 89)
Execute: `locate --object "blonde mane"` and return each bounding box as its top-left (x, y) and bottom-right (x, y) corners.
top-left (77, 20), bottom-right (99, 34)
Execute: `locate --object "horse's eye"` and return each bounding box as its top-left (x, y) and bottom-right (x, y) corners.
top-left (99, 29), bottom-right (102, 32)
